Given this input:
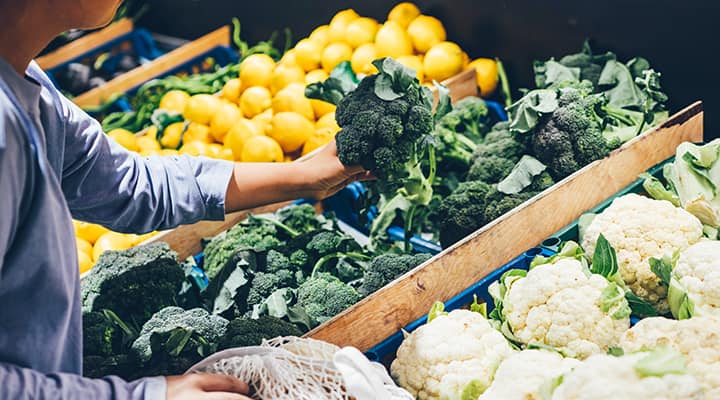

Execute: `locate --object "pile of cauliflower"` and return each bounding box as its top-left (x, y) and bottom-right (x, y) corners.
top-left (389, 193), bottom-right (720, 400)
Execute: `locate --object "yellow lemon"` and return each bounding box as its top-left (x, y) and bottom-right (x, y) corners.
top-left (185, 122), bottom-right (214, 144)
top-left (423, 41), bottom-right (464, 82)
top-left (240, 86), bottom-right (272, 118)
top-left (132, 231), bottom-right (158, 246)
top-left (78, 251), bottom-right (93, 274)
top-left (328, 9), bottom-right (359, 42)
top-left (160, 122), bottom-right (185, 149)
top-left (315, 111), bottom-right (340, 133)
top-left (272, 83), bottom-right (314, 121)
top-left (387, 2), bottom-right (421, 29)
top-left (179, 141), bottom-right (211, 157)
top-left (294, 39), bottom-right (323, 72)
top-left (137, 134), bottom-right (161, 153)
top-left (107, 128), bottom-right (139, 152)
top-left (73, 220), bottom-right (110, 244)
top-left (468, 58), bottom-right (499, 97)
top-left (92, 232), bottom-right (137, 261)
top-left (207, 143), bottom-right (223, 158)
top-left (321, 42), bottom-right (353, 73)
top-left (209, 102), bottom-right (242, 142)
top-left (462, 51), bottom-right (470, 69)
top-left (309, 25), bottom-right (330, 46)
top-left (279, 49), bottom-right (298, 66)
top-left (284, 155), bottom-right (294, 163)
top-left (268, 111), bottom-right (314, 153)
top-left (305, 69), bottom-right (329, 84)
top-left (345, 17), bottom-right (379, 48)
top-left (158, 90), bottom-right (190, 114)
top-left (183, 94), bottom-right (220, 125)
top-left (302, 127), bottom-right (337, 156)
top-left (225, 119), bottom-right (261, 161)
top-left (407, 15), bottom-right (446, 53)
top-left (219, 147), bottom-right (234, 161)
top-left (221, 78), bottom-right (242, 103)
top-left (241, 135), bottom-right (285, 162)
top-left (396, 55), bottom-right (424, 81)
top-left (251, 109), bottom-right (273, 134)
top-left (76, 237), bottom-right (93, 256)
top-left (375, 21), bottom-right (413, 59)
top-left (239, 54), bottom-right (275, 88)
top-left (311, 99), bottom-right (336, 119)
top-left (350, 43), bottom-right (379, 75)
top-left (270, 62), bottom-right (305, 94)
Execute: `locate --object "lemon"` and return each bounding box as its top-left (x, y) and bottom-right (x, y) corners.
top-left (183, 94), bottom-right (220, 125)
top-left (239, 54), bottom-right (275, 88)
top-left (136, 134), bottom-right (161, 153)
top-left (270, 62), bottom-right (305, 94)
top-left (158, 90), bottom-right (190, 114)
top-left (78, 251), bottom-right (93, 274)
top-left (345, 17), bottom-right (379, 48)
top-left (132, 231), bottom-right (158, 245)
top-left (251, 109), bottom-right (273, 134)
top-left (328, 9), bottom-right (359, 42)
top-left (305, 69), bottom-right (329, 84)
top-left (423, 41), bottom-right (464, 82)
top-left (375, 21), bottom-right (413, 59)
top-left (221, 78), bottom-right (242, 103)
top-left (272, 83), bottom-right (315, 121)
top-left (76, 237), bottom-right (93, 256)
top-left (225, 119), bottom-right (261, 161)
top-left (209, 102), bottom-right (242, 142)
top-left (279, 49), bottom-right (297, 66)
top-left (315, 111), bottom-right (341, 133)
top-left (350, 43), bottom-right (379, 75)
top-left (387, 2), bottom-right (421, 29)
top-left (92, 232), bottom-right (137, 261)
top-left (73, 220), bottom-right (110, 244)
top-left (309, 25), bottom-right (330, 46)
top-left (284, 155), bottom-right (294, 163)
top-left (302, 127), bottom-right (337, 156)
top-left (268, 111), bottom-right (314, 153)
top-left (468, 58), bottom-right (499, 97)
top-left (241, 135), bottom-right (285, 162)
top-left (240, 86), bottom-right (272, 118)
top-left (107, 128), bottom-right (139, 152)
top-left (311, 99), bottom-right (336, 119)
top-left (407, 15), bottom-right (446, 53)
top-left (179, 141), bottom-right (211, 157)
top-left (462, 51), bottom-right (470, 69)
top-left (321, 42), bottom-right (353, 73)
top-left (294, 39), bottom-right (323, 72)
top-left (185, 122), bottom-right (214, 144)
top-left (207, 143), bottom-right (223, 158)
top-left (396, 55), bottom-right (424, 81)
top-left (160, 122), bottom-right (185, 149)
top-left (219, 147), bottom-right (234, 161)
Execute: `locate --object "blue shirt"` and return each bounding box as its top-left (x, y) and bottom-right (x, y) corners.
top-left (0, 58), bottom-right (234, 399)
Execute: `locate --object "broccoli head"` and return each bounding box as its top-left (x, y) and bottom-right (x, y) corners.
top-left (218, 316), bottom-right (302, 350)
top-left (83, 311), bottom-right (123, 357)
top-left (81, 242), bottom-right (185, 327)
top-left (276, 203), bottom-right (323, 234)
top-left (437, 180), bottom-right (494, 248)
top-left (306, 230), bottom-right (357, 257)
top-left (246, 271), bottom-right (283, 308)
top-left (83, 354), bottom-right (135, 380)
top-left (358, 253), bottom-right (432, 297)
top-left (289, 249), bottom-right (310, 270)
top-left (467, 155), bottom-right (518, 184)
top-left (297, 273), bottom-right (361, 326)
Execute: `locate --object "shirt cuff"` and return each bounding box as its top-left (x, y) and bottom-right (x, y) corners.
top-left (193, 157), bottom-right (234, 221)
top-left (141, 376), bottom-right (166, 400)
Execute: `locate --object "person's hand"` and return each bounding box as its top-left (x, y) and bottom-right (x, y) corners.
top-left (166, 374), bottom-right (251, 400)
top-left (298, 140), bottom-right (374, 200)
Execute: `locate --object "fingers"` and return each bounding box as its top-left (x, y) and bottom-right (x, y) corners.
top-left (193, 374), bottom-right (250, 394)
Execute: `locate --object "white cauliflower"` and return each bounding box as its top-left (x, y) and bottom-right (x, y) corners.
top-left (620, 316), bottom-right (720, 397)
top-left (497, 257), bottom-right (630, 359)
top-left (551, 350), bottom-right (704, 400)
top-left (478, 349), bottom-right (580, 400)
top-left (671, 240), bottom-right (720, 317)
top-left (390, 309), bottom-right (514, 400)
top-left (581, 193), bottom-right (703, 312)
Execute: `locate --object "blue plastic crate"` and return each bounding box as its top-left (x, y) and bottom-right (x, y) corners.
top-left (364, 247), bottom-right (556, 363)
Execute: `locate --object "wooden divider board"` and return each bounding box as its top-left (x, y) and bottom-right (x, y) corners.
top-left (73, 25), bottom-right (231, 108)
top-left (308, 101), bottom-right (704, 351)
top-left (36, 19), bottom-right (134, 70)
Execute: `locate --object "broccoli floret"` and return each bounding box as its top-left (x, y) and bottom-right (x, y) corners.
top-left (203, 221), bottom-right (283, 280)
top-left (437, 181), bottom-right (494, 248)
top-left (81, 242), bottom-right (185, 327)
top-left (467, 155), bottom-right (518, 184)
top-left (83, 311), bottom-right (121, 357)
top-left (276, 203), bottom-right (323, 234)
top-left (265, 249), bottom-right (290, 272)
top-left (218, 316), bottom-right (302, 350)
top-left (83, 354), bottom-right (135, 380)
top-left (297, 273), bottom-right (361, 326)
top-left (274, 269), bottom-right (295, 287)
top-left (289, 249), bottom-right (310, 269)
top-left (358, 253), bottom-right (432, 297)
top-left (306, 231), bottom-right (347, 256)
top-left (131, 307), bottom-right (229, 364)
top-left (246, 272), bottom-right (282, 307)
top-left (483, 190), bottom-right (533, 222)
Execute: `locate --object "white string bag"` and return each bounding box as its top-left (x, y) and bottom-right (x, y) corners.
top-left (187, 336), bottom-right (413, 400)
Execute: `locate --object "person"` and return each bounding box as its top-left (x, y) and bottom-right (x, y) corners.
top-left (0, 1), bottom-right (371, 399)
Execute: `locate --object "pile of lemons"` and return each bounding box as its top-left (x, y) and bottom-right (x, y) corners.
top-left (74, 220), bottom-right (157, 275)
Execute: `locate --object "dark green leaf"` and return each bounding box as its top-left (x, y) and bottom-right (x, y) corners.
top-left (211, 264), bottom-right (249, 315)
top-left (507, 89), bottom-right (559, 134)
top-left (372, 57), bottom-right (418, 101)
top-left (163, 328), bottom-right (193, 357)
top-left (625, 291), bottom-right (660, 318)
top-left (433, 82), bottom-right (452, 123)
top-left (533, 59), bottom-right (580, 88)
top-left (497, 156), bottom-right (548, 195)
top-left (649, 256), bottom-right (673, 287)
top-left (287, 305), bottom-right (313, 332)
top-left (598, 60), bottom-right (646, 110)
top-left (591, 234), bottom-right (619, 279)
top-left (304, 61), bottom-right (359, 106)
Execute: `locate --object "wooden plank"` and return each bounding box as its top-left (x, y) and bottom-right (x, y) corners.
top-left (73, 25), bottom-right (231, 108)
top-left (37, 19), bottom-right (134, 69)
top-left (308, 101), bottom-right (704, 351)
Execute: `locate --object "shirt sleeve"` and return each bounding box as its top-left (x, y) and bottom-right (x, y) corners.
top-left (0, 362), bottom-right (166, 400)
top-left (58, 95), bottom-right (235, 234)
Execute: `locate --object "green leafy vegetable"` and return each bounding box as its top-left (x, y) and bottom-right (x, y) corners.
top-left (634, 347), bottom-right (688, 378)
top-left (427, 301), bottom-right (448, 323)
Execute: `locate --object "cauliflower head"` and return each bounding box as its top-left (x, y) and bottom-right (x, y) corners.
top-left (581, 194), bottom-right (703, 312)
top-left (551, 350), bottom-right (704, 400)
top-left (501, 258), bottom-right (630, 359)
top-left (390, 309), bottom-right (514, 400)
top-left (620, 316), bottom-right (720, 397)
top-left (478, 349), bottom-right (580, 400)
top-left (672, 241), bottom-right (720, 317)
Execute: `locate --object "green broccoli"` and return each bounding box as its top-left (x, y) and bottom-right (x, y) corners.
top-left (358, 253), bottom-right (432, 297)
top-left (466, 122), bottom-right (527, 184)
top-left (433, 96), bottom-right (490, 168)
top-left (264, 250), bottom-right (296, 287)
top-left (276, 203), bottom-right (325, 234)
top-left (246, 271), bottom-right (283, 308)
top-left (81, 242), bottom-right (185, 327)
top-left (83, 310), bottom-right (135, 357)
top-left (83, 354), bottom-right (134, 380)
top-left (289, 249), bottom-right (310, 270)
top-left (297, 273), bottom-right (362, 326)
top-left (535, 41), bottom-right (616, 88)
top-left (437, 180), bottom-right (494, 247)
top-left (218, 316), bottom-right (302, 350)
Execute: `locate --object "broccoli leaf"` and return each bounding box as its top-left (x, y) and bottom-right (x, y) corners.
top-left (590, 234), bottom-right (619, 279)
top-left (286, 305), bottom-right (314, 332)
top-left (497, 156), bottom-right (548, 195)
top-left (433, 82), bottom-right (453, 123)
top-left (304, 61), bottom-right (359, 106)
top-left (507, 89), bottom-right (559, 134)
top-left (597, 60), bottom-right (646, 110)
top-left (427, 301), bottom-right (447, 323)
top-left (372, 58), bottom-right (417, 101)
top-left (533, 59), bottom-right (580, 88)
top-left (634, 347), bottom-right (687, 378)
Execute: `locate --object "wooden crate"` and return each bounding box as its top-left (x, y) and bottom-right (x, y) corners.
top-left (307, 101), bottom-right (704, 351)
